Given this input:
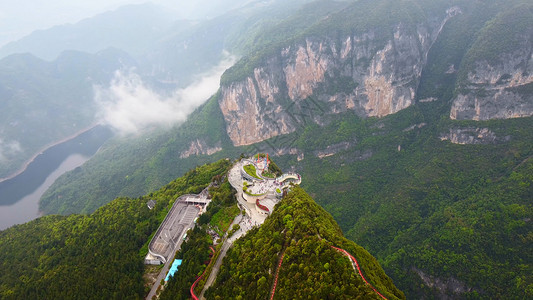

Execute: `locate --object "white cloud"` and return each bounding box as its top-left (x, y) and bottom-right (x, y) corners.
top-left (0, 138), bottom-right (22, 163)
top-left (94, 55), bottom-right (235, 135)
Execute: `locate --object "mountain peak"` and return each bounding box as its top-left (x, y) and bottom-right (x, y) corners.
top-left (206, 185), bottom-right (405, 299)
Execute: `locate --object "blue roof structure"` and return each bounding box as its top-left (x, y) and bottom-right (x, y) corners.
top-left (165, 259), bottom-right (183, 282)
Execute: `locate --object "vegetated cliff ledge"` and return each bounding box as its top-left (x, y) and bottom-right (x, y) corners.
top-left (218, 6), bottom-right (461, 146)
top-left (450, 4), bottom-right (533, 121)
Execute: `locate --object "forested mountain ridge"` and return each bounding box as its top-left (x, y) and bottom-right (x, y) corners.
top-left (32, 0), bottom-right (533, 298)
top-left (206, 186), bottom-right (405, 299)
top-left (0, 159), bottom-right (403, 299)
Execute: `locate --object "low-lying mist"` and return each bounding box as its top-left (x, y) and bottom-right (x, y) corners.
top-left (0, 138), bottom-right (22, 164)
top-left (94, 54), bottom-right (235, 135)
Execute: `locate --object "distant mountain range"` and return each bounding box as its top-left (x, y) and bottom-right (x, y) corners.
top-left (0, 0), bottom-right (313, 178)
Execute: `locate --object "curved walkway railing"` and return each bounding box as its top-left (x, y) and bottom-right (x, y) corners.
top-left (330, 246), bottom-right (388, 300)
top-left (276, 173), bottom-right (302, 189)
top-left (190, 246), bottom-right (216, 300)
top-left (256, 199), bottom-right (270, 213)
top-left (268, 243), bottom-right (387, 300)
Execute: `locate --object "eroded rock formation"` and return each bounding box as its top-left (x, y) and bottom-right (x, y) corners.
top-left (450, 9), bottom-right (533, 120)
top-left (219, 7), bottom-right (460, 146)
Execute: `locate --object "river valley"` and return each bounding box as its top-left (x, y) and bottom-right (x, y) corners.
top-left (0, 125), bottom-right (113, 230)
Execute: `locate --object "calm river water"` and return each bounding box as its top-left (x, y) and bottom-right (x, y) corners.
top-left (0, 125), bottom-right (112, 230)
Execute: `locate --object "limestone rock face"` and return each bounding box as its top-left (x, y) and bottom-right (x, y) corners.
top-left (450, 9), bottom-right (533, 120)
top-left (450, 50), bottom-right (533, 120)
top-left (179, 139), bottom-right (222, 158)
top-left (219, 7), bottom-right (460, 146)
top-left (440, 128), bottom-right (510, 145)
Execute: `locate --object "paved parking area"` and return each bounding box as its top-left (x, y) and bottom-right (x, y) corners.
top-left (148, 198), bottom-right (201, 263)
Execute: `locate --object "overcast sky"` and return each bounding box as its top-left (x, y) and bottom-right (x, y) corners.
top-left (0, 0), bottom-right (246, 47)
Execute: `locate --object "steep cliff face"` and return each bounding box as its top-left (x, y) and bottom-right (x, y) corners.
top-left (450, 5), bottom-right (533, 120)
top-left (219, 7), bottom-right (461, 146)
top-left (179, 139), bottom-right (222, 158)
top-left (450, 49), bottom-right (533, 120)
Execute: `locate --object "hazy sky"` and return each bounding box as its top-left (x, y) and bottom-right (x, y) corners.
top-left (0, 0), bottom-right (245, 47)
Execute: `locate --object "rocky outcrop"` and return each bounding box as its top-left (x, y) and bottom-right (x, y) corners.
top-left (440, 128), bottom-right (510, 145)
top-left (450, 57), bottom-right (533, 121)
top-left (450, 7), bottom-right (533, 120)
top-left (413, 267), bottom-right (474, 298)
top-left (219, 7), bottom-right (461, 146)
top-left (314, 141), bottom-right (354, 159)
top-left (179, 139), bottom-right (222, 158)
top-left (403, 123), bottom-right (427, 132)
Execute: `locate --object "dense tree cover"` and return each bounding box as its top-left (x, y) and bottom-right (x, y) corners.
top-left (202, 179), bottom-right (240, 235)
top-left (268, 160), bottom-right (283, 177)
top-left (0, 159), bottom-right (231, 299)
top-left (27, 1), bottom-right (533, 298)
top-left (228, 2), bottom-right (531, 297)
top-left (206, 186), bottom-right (405, 300)
top-left (268, 105), bottom-right (532, 298)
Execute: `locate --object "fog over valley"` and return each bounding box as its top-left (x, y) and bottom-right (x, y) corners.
top-left (94, 55), bottom-right (236, 135)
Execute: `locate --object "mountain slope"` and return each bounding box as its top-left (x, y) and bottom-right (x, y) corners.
top-left (35, 0), bottom-right (532, 298)
top-left (275, 108), bottom-right (533, 298)
top-left (0, 159), bottom-right (231, 299)
top-left (206, 186), bottom-right (405, 299)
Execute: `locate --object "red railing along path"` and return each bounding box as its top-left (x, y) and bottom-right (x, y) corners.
top-left (330, 246), bottom-right (388, 300)
top-left (190, 246), bottom-right (216, 300)
top-left (256, 199), bottom-right (270, 212)
top-left (270, 251), bottom-right (285, 300)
